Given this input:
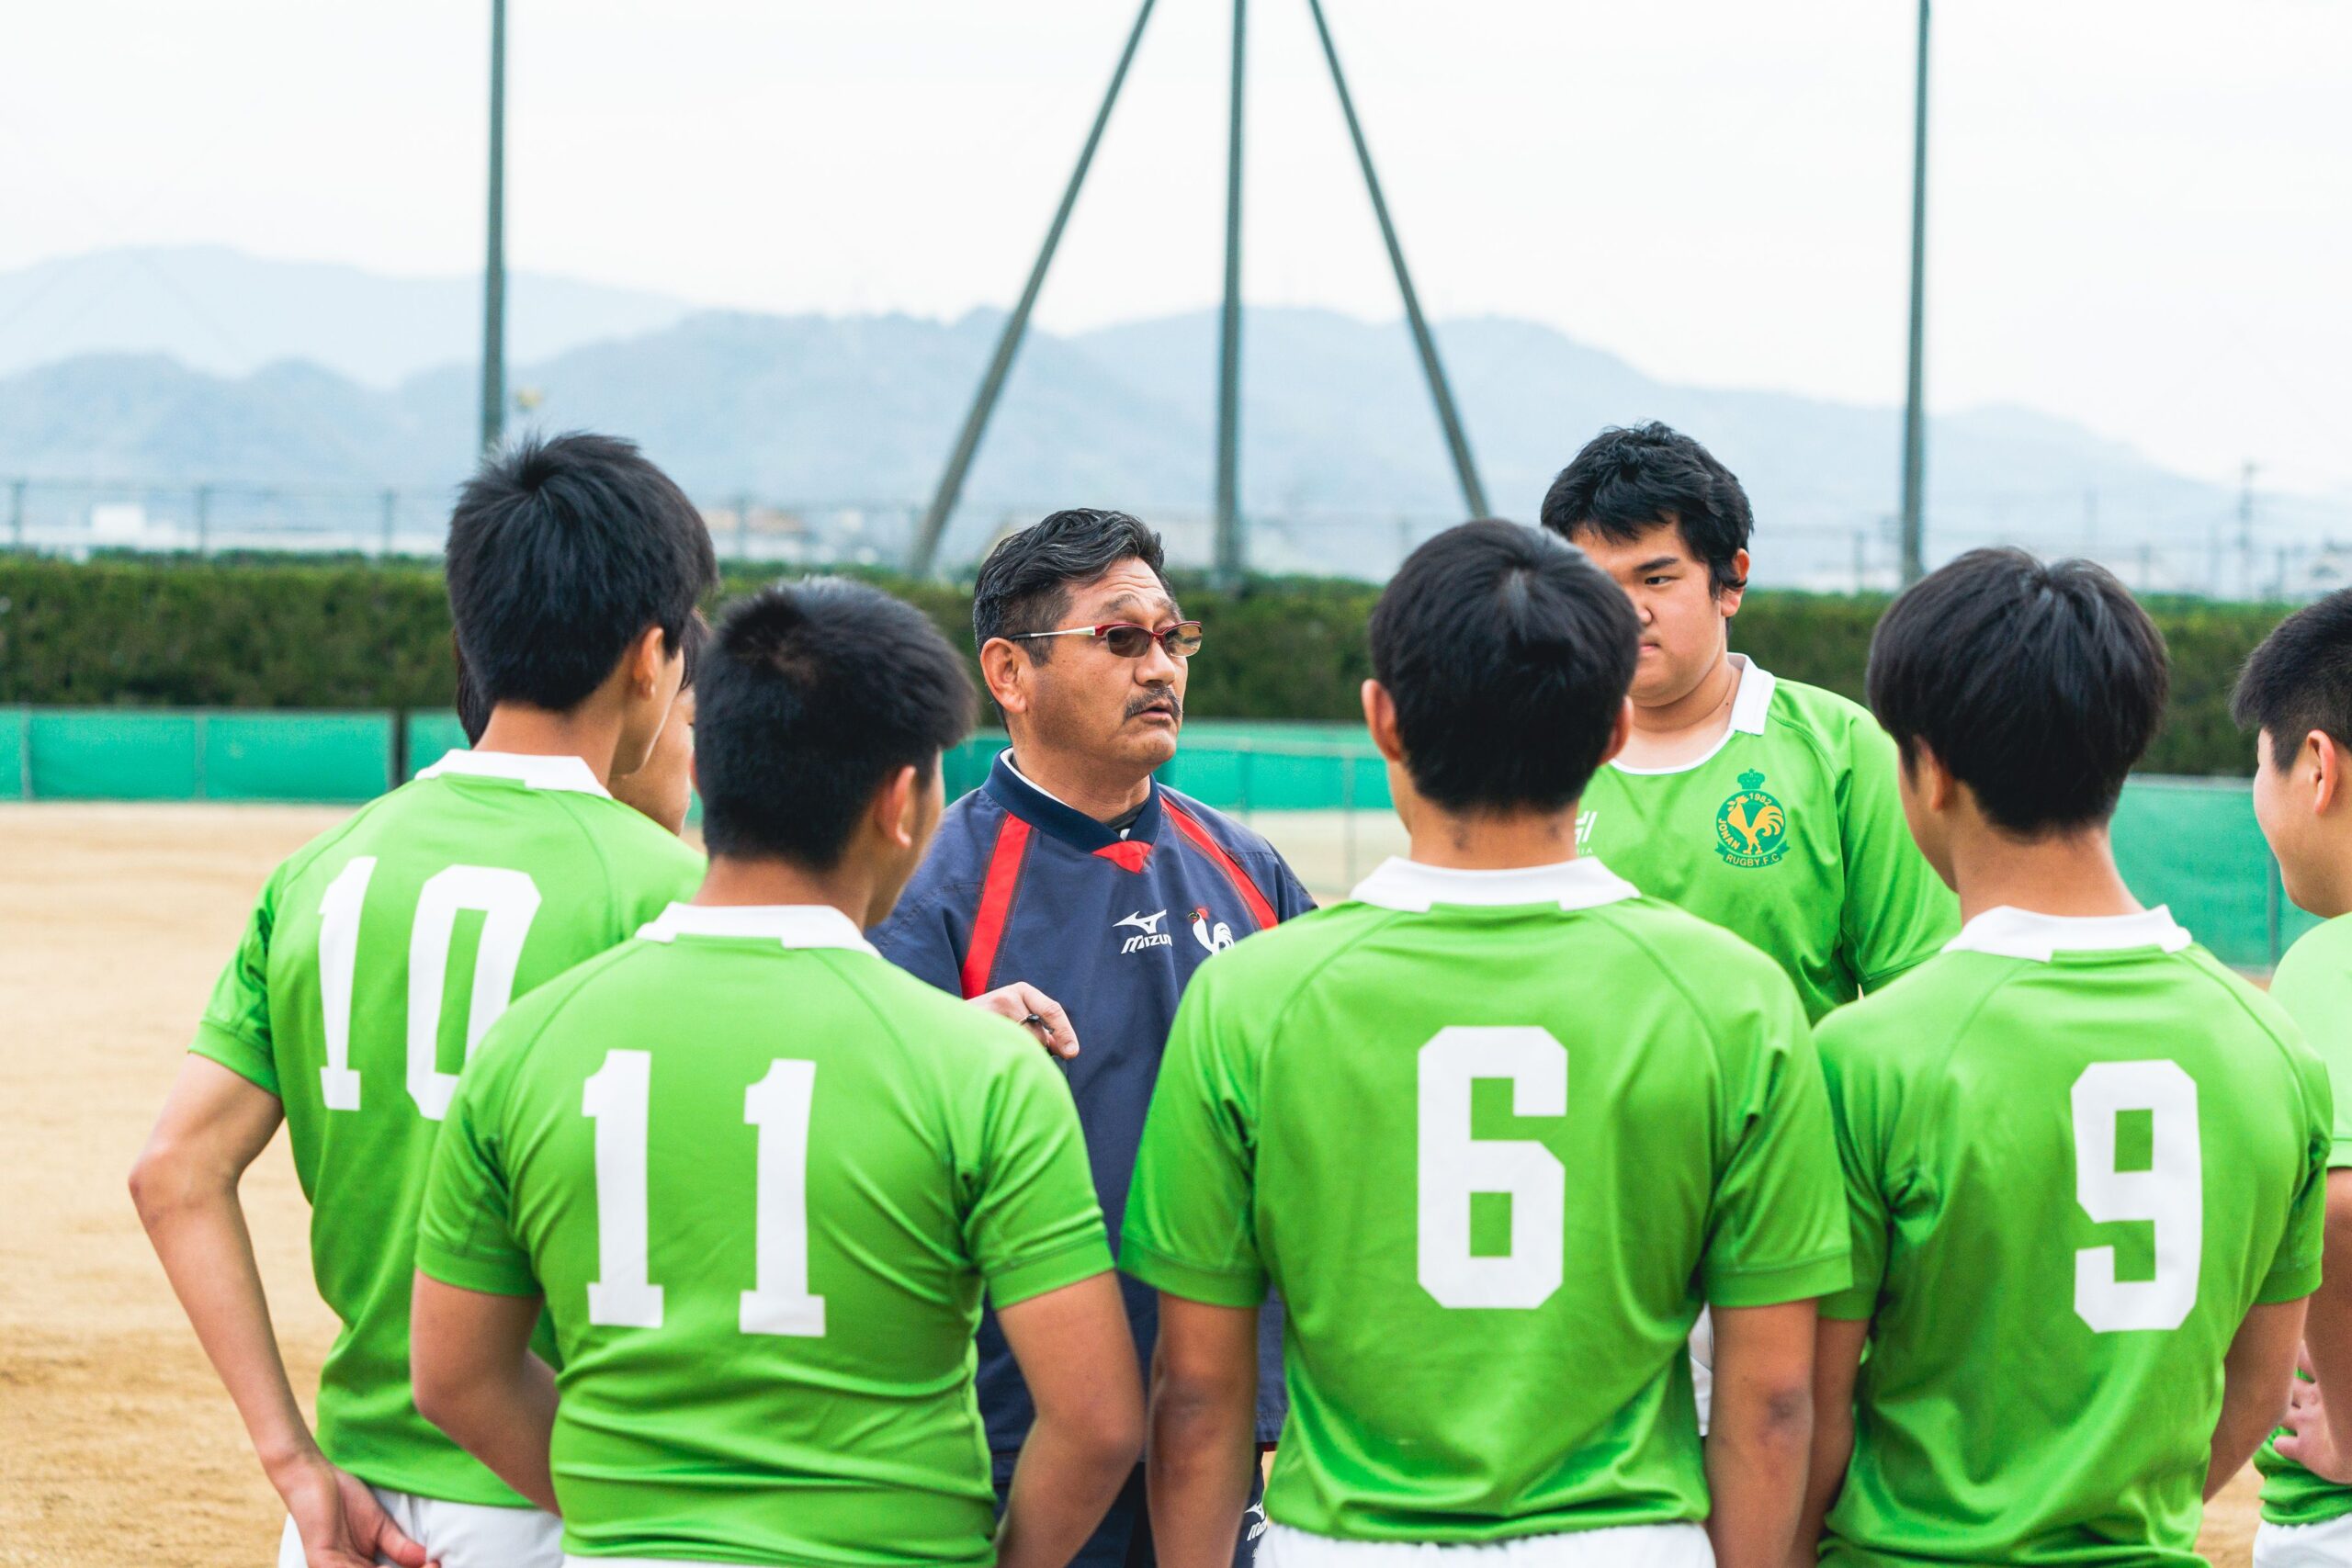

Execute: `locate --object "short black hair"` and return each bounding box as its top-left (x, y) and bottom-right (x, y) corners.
top-left (971, 508), bottom-right (1169, 661)
top-left (696, 580), bottom-right (976, 867)
top-left (1868, 547), bottom-right (2167, 835)
top-left (1540, 423), bottom-right (1753, 593)
top-left (445, 432), bottom-right (718, 713)
top-left (2233, 589), bottom-right (2352, 769)
top-left (455, 609), bottom-right (709, 746)
top-left (1368, 519), bottom-right (1639, 814)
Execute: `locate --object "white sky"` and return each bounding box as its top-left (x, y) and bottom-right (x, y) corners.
top-left (4, 0), bottom-right (2346, 491)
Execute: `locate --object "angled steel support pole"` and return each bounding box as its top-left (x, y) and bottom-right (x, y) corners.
top-left (1306, 0), bottom-right (1487, 520)
top-left (1212, 0), bottom-right (1247, 588)
top-left (909, 0), bottom-right (1159, 577)
top-left (1898, 0), bottom-right (1930, 584)
top-left (480, 0), bottom-right (508, 456)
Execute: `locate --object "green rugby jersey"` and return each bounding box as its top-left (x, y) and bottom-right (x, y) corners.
top-left (1578, 656), bottom-right (1959, 1021)
top-left (2256, 912), bottom-right (2352, 1528)
top-left (1816, 906), bottom-right (2331, 1567)
top-left (416, 902), bottom-right (1114, 1566)
top-left (190, 750), bottom-right (704, 1506)
top-left (1121, 856), bottom-right (1849, 1544)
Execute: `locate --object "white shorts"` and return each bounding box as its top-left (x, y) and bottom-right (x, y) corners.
top-left (2255, 1512), bottom-right (2352, 1568)
top-left (276, 1484), bottom-right (560, 1568)
top-left (1259, 1521), bottom-right (1713, 1568)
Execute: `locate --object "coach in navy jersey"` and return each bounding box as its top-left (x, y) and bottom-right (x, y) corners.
top-left (874, 507), bottom-right (1312, 1565)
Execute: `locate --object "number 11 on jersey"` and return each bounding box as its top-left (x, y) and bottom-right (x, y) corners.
top-left (582, 1049), bottom-right (828, 1338)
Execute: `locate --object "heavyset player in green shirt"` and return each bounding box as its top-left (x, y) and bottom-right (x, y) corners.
top-left (134, 418), bottom-right (2352, 1568)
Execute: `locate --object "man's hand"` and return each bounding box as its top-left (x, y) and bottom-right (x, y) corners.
top-left (971, 982), bottom-right (1080, 1060)
top-left (2277, 1348), bottom-right (2352, 1483)
top-left (275, 1452), bottom-right (435, 1568)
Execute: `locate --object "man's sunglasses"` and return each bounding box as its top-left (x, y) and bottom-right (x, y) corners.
top-left (1005, 620), bottom-right (1205, 659)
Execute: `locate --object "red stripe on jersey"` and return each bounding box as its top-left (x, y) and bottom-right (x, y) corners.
top-left (961, 816), bottom-right (1033, 998)
top-left (1161, 799), bottom-right (1278, 931)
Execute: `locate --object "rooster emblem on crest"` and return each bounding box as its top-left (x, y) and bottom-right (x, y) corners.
top-left (1714, 770), bottom-right (1790, 868)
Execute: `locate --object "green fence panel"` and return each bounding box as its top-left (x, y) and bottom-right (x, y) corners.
top-left (2111, 777), bottom-right (2312, 971)
top-left (28, 709), bottom-right (201, 799)
top-left (404, 711), bottom-right (470, 780)
top-left (0, 707), bottom-right (26, 798)
top-left (201, 713), bottom-right (392, 802)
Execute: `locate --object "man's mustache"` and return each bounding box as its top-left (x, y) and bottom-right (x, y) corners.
top-left (1125, 691), bottom-right (1183, 723)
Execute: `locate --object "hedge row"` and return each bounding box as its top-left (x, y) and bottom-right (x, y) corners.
top-left (0, 555), bottom-right (2290, 776)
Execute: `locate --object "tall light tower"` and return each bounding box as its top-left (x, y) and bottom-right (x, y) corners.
top-left (480, 0), bottom-right (509, 455)
top-left (1897, 0), bottom-right (1930, 585)
top-left (909, 0), bottom-right (1487, 580)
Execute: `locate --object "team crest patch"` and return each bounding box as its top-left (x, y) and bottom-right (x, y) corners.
top-left (1714, 770), bottom-right (1788, 868)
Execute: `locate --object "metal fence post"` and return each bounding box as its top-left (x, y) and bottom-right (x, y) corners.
top-left (1238, 741), bottom-right (1254, 823)
top-left (7, 479), bottom-right (23, 551)
top-left (380, 489), bottom-right (399, 558)
top-left (18, 707), bottom-right (32, 799)
top-left (193, 712), bottom-right (209, 801)
top-left (194, 484), bottom-right (212, 556)
top-left (737, 493), bottom-right (754, 564)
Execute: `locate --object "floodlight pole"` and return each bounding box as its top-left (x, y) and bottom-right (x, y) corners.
top-left (480, 0), bottom-right (508, 456)
top-left (1306, 0), bottom-right (1487, 521)
top-left (1212, 0), bottom-right (1248, 587)
top-left (909, 0), bottom-right (1159, 577)
top-left (1897, 0), bottom-right (1929, 585)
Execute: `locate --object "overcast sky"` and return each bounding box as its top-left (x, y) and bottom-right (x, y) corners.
top-left (5, 0), bottom-right (2346, 491)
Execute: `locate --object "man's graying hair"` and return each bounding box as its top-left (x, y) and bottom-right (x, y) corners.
top-left (971, 509), bottom-right (1170, 662)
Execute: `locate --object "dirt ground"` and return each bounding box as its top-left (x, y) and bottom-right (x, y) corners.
top-left (0, 802), bottom-right (2263, 1565)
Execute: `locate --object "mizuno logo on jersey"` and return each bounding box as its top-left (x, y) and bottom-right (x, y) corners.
top-left (1117, 909), bottom-right (1173, 954)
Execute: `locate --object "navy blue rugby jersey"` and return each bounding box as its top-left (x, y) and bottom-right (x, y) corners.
top-left (872, 749), bottom-right (1314, 1461)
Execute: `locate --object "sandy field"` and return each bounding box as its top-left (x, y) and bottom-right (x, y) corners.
top-left (0, 802), bottom-right (2261, 1565)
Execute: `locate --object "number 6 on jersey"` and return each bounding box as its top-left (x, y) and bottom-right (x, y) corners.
top-left (1418, 1027), bottom-right (1567, 1310)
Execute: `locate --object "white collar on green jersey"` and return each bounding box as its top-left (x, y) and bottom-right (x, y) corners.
top-left (1350, 856), bottom-right (1642, 912)
top-left (1945, 905), bottom-right (2193, 962)
top-left (635, 902), bottom-right (880, 954)
top-left (1607, 654), bottom-right (1778, 777)
top-left (415, 749), bottom-right (613, 798)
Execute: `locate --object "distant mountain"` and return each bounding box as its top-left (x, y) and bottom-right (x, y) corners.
top-left (0, 247), bottom-right (694, 385)
top-left (0, 247), bottom-right (2337, 586)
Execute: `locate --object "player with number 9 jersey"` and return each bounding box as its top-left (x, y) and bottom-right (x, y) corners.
top-left (192, 750), bottom-right (705, 1504)
top-left (1814, 909), bottom-right (2329, 1564)
top-left (1806, 548), bottom-right (2333, 1567)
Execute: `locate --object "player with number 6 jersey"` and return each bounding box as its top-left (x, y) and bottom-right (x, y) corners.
top-left (132, 434), bottom-right (720, 1568)
top-left (1800, 550), bottom-right (2331, 1567)
top-left (1125, 523), bottom-right (1847, 1568)
top-left (410, 581), bottom-right (1142, 1568)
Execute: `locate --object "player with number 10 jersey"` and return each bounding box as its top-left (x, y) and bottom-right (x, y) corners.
top-left (197, 748), bottom-right (704, 1499)
top-left (136, 434), bottom-right (719, 1568)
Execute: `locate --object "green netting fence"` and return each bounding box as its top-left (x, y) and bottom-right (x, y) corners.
top-left (2, 708), bottom-right (2312, 971)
